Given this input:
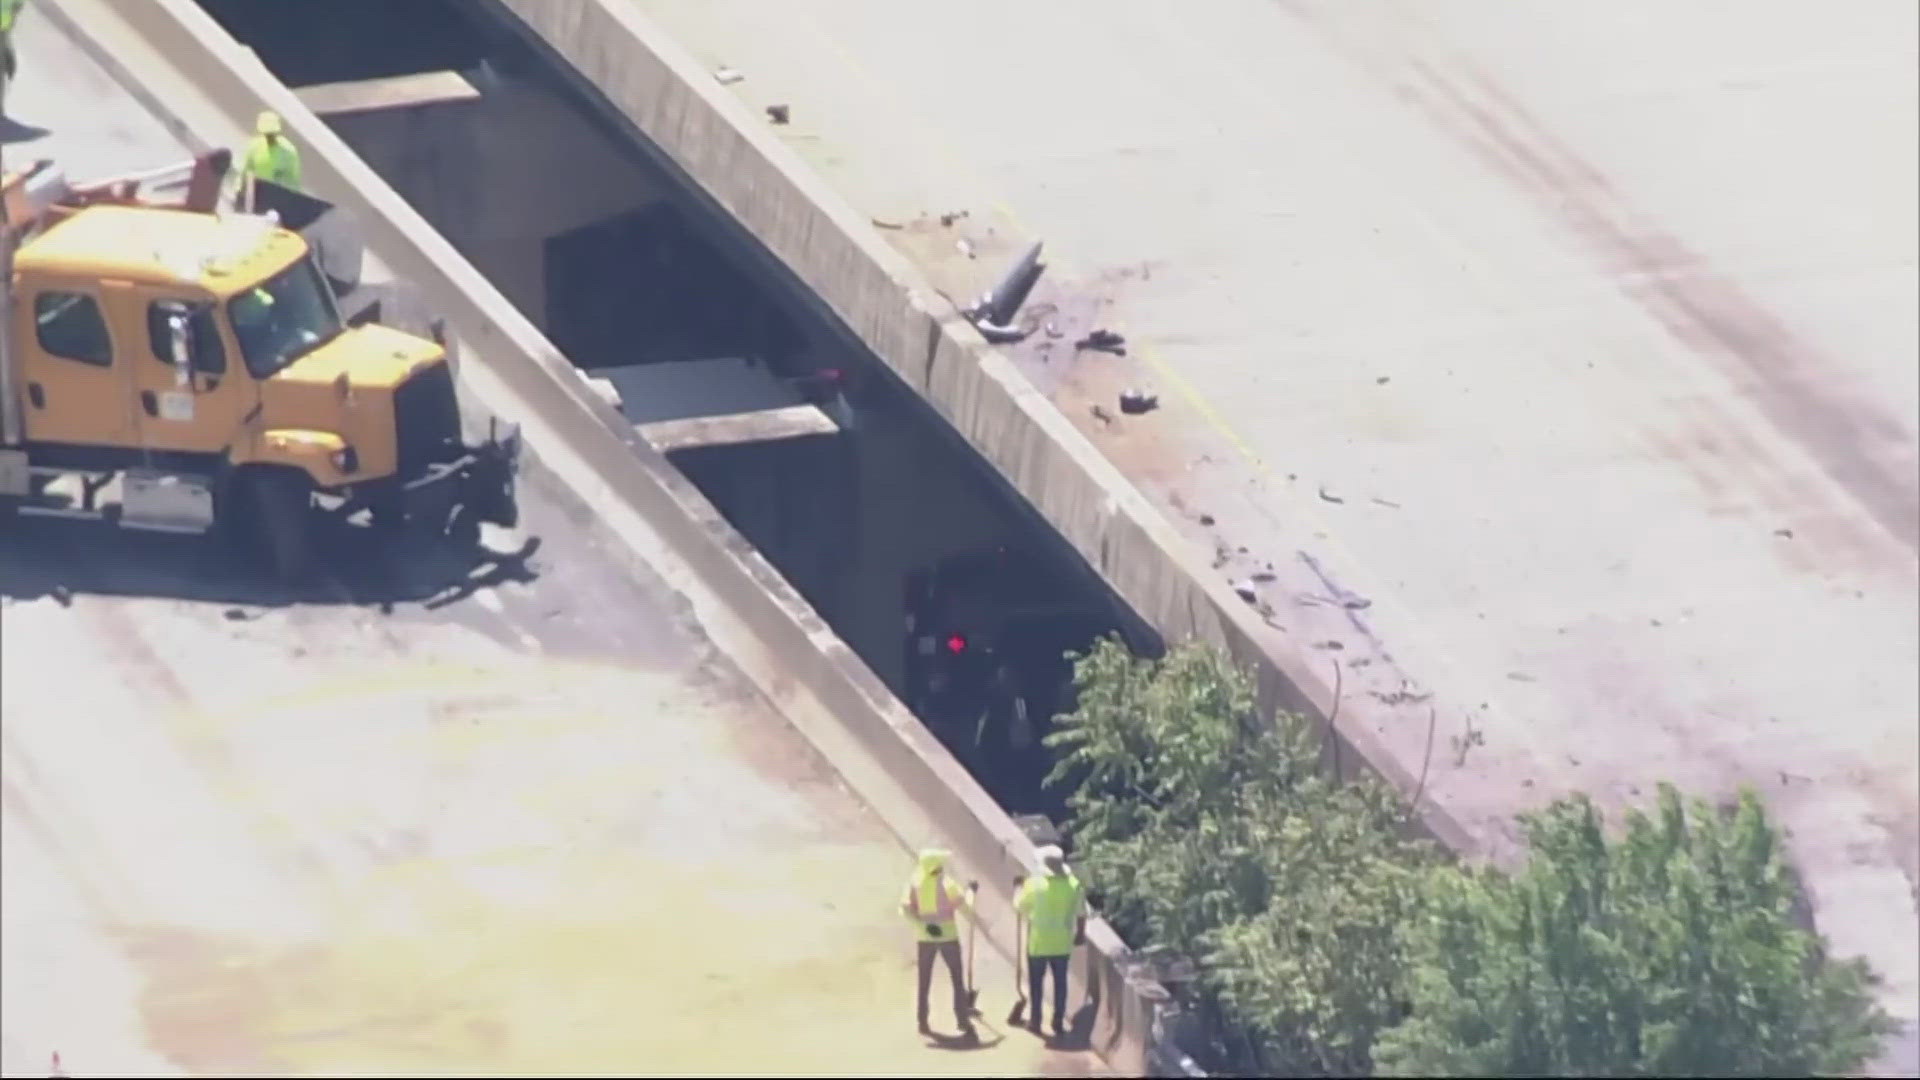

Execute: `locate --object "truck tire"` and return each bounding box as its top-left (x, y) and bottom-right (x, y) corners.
top-left (242, 470), bottom-right (316, 585)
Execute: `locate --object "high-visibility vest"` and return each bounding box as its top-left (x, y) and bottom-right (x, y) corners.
top-left (1019, 871), bottom-right (1085, 957)
top-left (903, 871), bottom-right (963, 942)
top-left (244, 134), bottom-right (302, 191)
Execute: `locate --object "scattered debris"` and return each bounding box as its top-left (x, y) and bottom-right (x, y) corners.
top-left (1347, 656), bottom-right (1373, 668)
top-left (714, 66), bottom-right (744, 85)
top-left (1314, 639), bottom-right (1345, 651)
top-left (1343, 596), bottom-right (1372, 611)
top-left (1233, 580), bottom-right (1258, 604)
top-left (1318, 485), bottom-right (1345, 505)
top-left (765, 103), bottom-right (791, 125)
top-left (1090, 404), bottom-right (1114, 425)
top-left (939, 210), bottom-right (970, 227)
top-left (1650, 617), bottom-right (1663, 627)
top-left (956, 237), bottom-right (977, 259)
top-left (1371, 688), bottom-right (1431, 706)
top-left (1375, 375), bottom-right (1391, 385)
top-left (1506, 671), bottom-right (1536, 683)
top-left (1118, 389), bottom-right (1159, 415)
top-left (1450, 720), bottom-right (1486, 767)
top-left (1044, 322), bottom-right (1064, 339)
top-left (1074, 328), bottom-right (1127, 355)
top-left (871, 217), bottom-right (907, 230)
top-left (1773, 527), bottom-right (1794, 539)
top-left (1198, 513), bottom-right (1215, 527)
top-left (1371, 496), bottom-right (1402, 509)
top-left (223, 607), bottom-right (253, 622)
top-left (1251, 570), bottom-right (1276, 583)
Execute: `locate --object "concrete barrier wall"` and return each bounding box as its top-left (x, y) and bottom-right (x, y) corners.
top-left (481, 0), bottom-right (1496, 1068)
top-left (46, 0), bottom-right (1186, 1073)
top-left (480, 0), bottom-right (1483, 856)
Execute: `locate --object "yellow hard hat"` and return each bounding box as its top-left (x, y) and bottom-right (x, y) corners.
top-left (255, 111), bottom-right (283, 136)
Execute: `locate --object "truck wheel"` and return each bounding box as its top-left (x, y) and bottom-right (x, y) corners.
top-left (248, 471), bottom-right (317, 585)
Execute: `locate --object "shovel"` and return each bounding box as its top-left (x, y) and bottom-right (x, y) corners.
top-left (964, 881), bottom-right (983, 1019)
top-left (1007, 876), bottom-right (1030, 1026)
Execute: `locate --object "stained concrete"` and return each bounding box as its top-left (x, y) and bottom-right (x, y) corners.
top-left (486, 0), bottom-right (1917, 1070)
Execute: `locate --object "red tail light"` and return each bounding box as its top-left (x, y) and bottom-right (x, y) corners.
top-left (946, 634), bottom-right (968, 654)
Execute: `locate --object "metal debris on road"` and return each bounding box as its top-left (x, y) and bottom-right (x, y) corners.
top-left (765, 103), bottom-right (791, 124)
top-left (1371, 496), bottom-right (1402, 509)
top-left (1318, 485), bottom-right (1345, 504)
top-left (871, 217), bottom-right (906, 230)
top-left (955, 237), bottom-right (976, 259)
top-left (1074, 328), bottom-right (1127, 355)
top-left (965, 241), bottom-right (1046, 342)
top-left (714, 66), bottom-right (744, 85)
top-left (1118, 389), bottom-right (1159, 415)
top-left (1233, 580), bottom-right (1258, 603)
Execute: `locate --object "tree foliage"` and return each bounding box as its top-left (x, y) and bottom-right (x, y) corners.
top-left (1045, 638), bottom-right (1434, 1075)
top-left (1049, 637), bottom-right (1895, 1079)
top-left (1373, 786), bottom-right (1897, 1078)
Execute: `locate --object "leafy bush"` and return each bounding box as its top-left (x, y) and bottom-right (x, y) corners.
top-left (1048, 637), bottom-right (1895, 1078)
top-left (1045, 638), bottom-right (1433, 1075)
top-left (1373, 787), bottom-right (1897, 1077)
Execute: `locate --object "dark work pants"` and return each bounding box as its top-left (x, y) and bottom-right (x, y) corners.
top-left (916, 939), bottom-right (967, 1025)
top-left (1027, 953), bottom-right (1070, 1028)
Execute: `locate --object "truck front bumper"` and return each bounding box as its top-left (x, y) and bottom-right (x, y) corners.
top-left (413, 420), bottom-right (521, 532)
top-left (347, 421), bottom-right (522, 537)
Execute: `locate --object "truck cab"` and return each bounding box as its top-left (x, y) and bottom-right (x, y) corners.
top-left (3, 158), bottom-right (519, 581)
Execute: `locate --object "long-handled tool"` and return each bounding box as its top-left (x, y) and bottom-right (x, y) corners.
top-left (964, 881), bottom-right (983, 1018)
top-left (1008, 875), bottom-right (1030, 1026)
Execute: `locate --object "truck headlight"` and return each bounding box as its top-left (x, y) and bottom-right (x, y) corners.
top-left (331, 446), bottom-right (359, 474)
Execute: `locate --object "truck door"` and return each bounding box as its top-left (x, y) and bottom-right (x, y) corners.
top-left (14, 281), bottom-right (137, 449)
top-left (114, 285), bottom-right (256, 459)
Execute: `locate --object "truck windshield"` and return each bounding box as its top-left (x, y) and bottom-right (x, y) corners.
top-left (226, 257), bottom-right (344, 379)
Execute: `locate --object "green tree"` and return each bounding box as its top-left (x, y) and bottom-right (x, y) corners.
top-left (1373, 786), bottom-right (1897, 1077)
top-left (1045, 638), bottom-right (1432, 1075)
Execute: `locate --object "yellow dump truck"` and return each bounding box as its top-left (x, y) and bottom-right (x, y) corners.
top-left (1, 152), bottom-right (519, 582)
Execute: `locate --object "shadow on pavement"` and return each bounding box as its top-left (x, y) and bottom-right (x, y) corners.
top-left (923, 1027), bottom-right (1006, 1052)
top-left (0, 114), bottom-right (51, 144)
top-left (0, 512), bottom-right (541, 612)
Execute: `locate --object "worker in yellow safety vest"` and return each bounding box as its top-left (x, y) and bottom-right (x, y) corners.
top-left (241, 110), bottom-right (303, 208)
top-left (899, 847), bottom-right (979, 1037)
top-left (1014, 844), bottom-right (1087, 1036)
top-left (1, 0), bottom-right (25, 117)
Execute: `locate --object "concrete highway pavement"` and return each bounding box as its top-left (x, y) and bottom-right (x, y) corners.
top-left (1, 12), bottom-right (1103, 1076)
top-left (634, 0), bottom-right (1920, 1052)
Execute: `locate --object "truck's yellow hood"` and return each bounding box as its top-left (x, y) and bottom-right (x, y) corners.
top-left (274, 323), bottom-right (444, 390)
